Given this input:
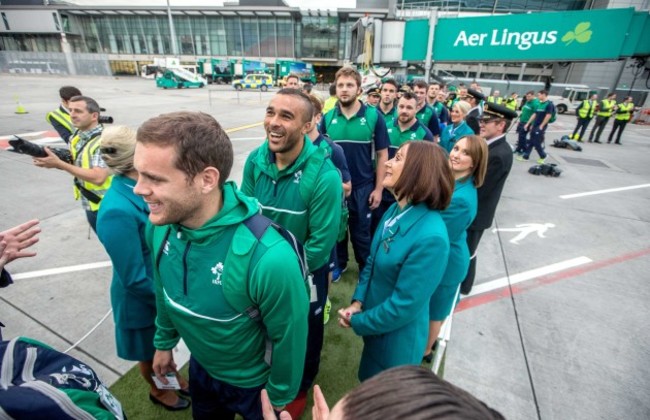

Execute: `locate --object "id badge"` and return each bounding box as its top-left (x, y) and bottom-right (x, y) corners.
top-left (97, 384), bottom-right (124, 420)
top-left (308, 274), bottom-right (317, 303)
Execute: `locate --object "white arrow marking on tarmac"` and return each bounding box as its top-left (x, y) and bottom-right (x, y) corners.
top-left (468, 256), bottom-right (593, 297)
top-left (492, 223), bottom-right (555, 245)
top-left (559, 183), bottom-right (650, 199)
top-left (11, 261), bottom-right (112, 280)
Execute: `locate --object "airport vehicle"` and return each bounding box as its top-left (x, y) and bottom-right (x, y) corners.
top-left (197, 58), bottom-right (271, 84)
top-left (156, 67), bottom-right (206, 89)
top-left (548, 88), bottom-right (592, 114)
top-left (232, 73), bottom-right (274, 91)
top-left (275, 60), bottom-right (316, 86)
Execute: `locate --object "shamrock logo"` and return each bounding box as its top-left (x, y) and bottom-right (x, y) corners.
top-left (562, 22), bottom-right (592, 46)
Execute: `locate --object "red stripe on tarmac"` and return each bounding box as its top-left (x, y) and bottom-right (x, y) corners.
top-left (456, 247), bottom-right (650, 313)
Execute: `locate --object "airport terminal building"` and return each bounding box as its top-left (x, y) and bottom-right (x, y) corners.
top-left (0, 0), bottom-right (648, 93)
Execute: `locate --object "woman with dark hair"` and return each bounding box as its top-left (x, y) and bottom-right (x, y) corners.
top-left (424, 135), bottom-right (488, 362)
top-left (439, 100), bottom-right (475, 153)
top-left (338, 141), bottom-right (453, 381)
top-left (96, 126), bottom-right (190, 411)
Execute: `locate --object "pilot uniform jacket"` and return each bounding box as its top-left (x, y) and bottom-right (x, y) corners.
top-left (350, 202), bottom-right (450, 381)
top-left (471, 135), bottom-right (513, 231)
top-left (466, 107), bottom-right (481, 134)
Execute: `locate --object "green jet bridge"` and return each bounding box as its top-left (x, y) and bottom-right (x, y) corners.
top-left (351, 7), bottom-right (650, 92)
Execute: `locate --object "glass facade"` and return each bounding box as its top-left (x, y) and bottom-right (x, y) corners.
top-left (300, 16), bottom-right (339, 59)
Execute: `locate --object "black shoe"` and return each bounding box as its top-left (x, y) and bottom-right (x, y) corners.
top-left (594, 140), bottom-right (602, 144)
top-left (422, 352), bottom-right (433, 364)
top-left (149, 394), bottom-right (191, 411)
top-left (178, 387), bottom-right (191, 398)
top-left (615, 142), bottom-right (622, 145)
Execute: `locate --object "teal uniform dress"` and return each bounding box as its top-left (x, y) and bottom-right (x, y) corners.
top-left (430, 176), bottom-right (478, 320)
top-left (97, 175), bottom-right (157, 361)
top-left (439, 120), bottom-right (475, 153)
top-left (350, 202), bottom-right (450, 381)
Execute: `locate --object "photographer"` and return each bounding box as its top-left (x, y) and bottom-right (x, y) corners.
top-left (33, 96), bottom-right (112, 232)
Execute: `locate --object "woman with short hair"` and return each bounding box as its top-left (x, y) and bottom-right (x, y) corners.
top-left (439, 100), bottom-right (475, 153)
top-left (96, 126), bottom-right (190, 411)
top-left (338, 141), bottom-right (453, 381)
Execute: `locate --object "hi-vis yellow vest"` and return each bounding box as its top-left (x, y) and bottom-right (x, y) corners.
top-left (615, 102), bottom-right (634, 120)
top-left (46, 108), bottom-right (73, 134)
top-left (578, 100), bottom-right (596, 119)
top-left (597, 99), bottom-right (616, 117)
top-left (70, 131), bottom-right (112, 212)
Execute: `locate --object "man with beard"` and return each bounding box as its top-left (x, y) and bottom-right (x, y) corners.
top-left (242, 90), bottom-right (342, 418)
top-left (321, 67), bottom-right (389, 278)
top-left (460, 103), bottom-right (516, 295)
top-left (135, 111), bottom-right (309, 419)
top-left (378, 79), bottom-right (399, 125)
top-left (412, 80), bottom-right (441, 141)
top-left (371, 91), bottom-right (434, 234)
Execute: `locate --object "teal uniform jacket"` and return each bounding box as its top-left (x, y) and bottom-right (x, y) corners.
top-left (147, 182), bottom-right (309, 406)
top-left (242, 137), bottom-right (343, 272)
top-left (439, 120), bottom-right (475, 153)
top-left (350, 202), bottom-right (450, 381)
top-left (96, 175), bottom-right (156, 358)
top-left (439, 177), bottom-right (477, 286)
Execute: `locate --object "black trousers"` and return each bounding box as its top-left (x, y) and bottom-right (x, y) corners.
top-left (572, 118), bottom-right (591, 140)
top-left (460, 229), bottom-right (484, 295)
top-left (607, 119), bottom-right (628, 144)
top-left (300, 264), bottom-right (329, 392)
top-left (589, 116), bottom-right (609, 142)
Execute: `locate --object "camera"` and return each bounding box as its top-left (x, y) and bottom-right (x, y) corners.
top-left (98, 115), bottom-right (114, 124)
top-left (8, 136), bottom-right (72, 163)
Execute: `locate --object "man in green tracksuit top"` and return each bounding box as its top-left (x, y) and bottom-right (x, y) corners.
top-left (242, 89), bottom-right (342, 418)
top-left (134, 111), bottom-right (309, 419)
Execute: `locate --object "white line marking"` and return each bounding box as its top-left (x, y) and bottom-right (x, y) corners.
top-left (468, 256), bottom-right (593, 297)
top-left (559, 183), bottom-right (650, 199)
top-left (11, 261), bottom-right (112, 280)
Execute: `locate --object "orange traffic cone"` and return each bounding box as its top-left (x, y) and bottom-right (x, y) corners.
top-left (15, 97), bottom-right (28, 114)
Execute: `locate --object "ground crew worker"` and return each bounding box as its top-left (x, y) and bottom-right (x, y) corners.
top-left (515, 91), bottom-right (537, 155)
top-left (33, 95), bottom-right (112, 232)
top-left (323, 84), bottom-right (337, 114)
top-left (46, 86), bottom-right (81, 144)
top-left (242, 90), bottom-right (342, 419)
top-left (504, 93), bottom-right (518, 111)
top-left (412, 80), bottom-right (441, 141)
top-left (135, 111), bottom-right (309, 419)
top-left (571, 94), bottom-right (598, 142)
top-left (378, 80), bottom-right (398, 125)
top-left (588, 92), bottom-right (617, 143)
top-left (372, 91), bottom-right (433, 234)
top-left (487, 90), bottom-right (503, 105)
top-left (607, 96), bottom-right (634, 145)
top-left (320, 67), bottom-right (389, 277)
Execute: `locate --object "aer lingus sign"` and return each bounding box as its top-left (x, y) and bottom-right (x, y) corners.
top-left (403, 8), bottom-right (636, 62)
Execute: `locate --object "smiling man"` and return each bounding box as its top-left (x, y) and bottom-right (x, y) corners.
top-left (134, 111), bottom-right (309, 419)
top-left (242, 90), bottom-right (342, 418)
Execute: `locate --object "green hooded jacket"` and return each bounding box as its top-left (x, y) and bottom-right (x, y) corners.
top-left (147, 182), bottom-right (309, 406)
top-left (241, 137), bottom-right (343, 272)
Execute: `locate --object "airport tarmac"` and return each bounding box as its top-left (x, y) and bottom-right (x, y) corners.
top-left (1, 74), bottom-right (649, 419)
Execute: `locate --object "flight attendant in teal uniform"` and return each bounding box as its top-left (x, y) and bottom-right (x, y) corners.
top-left (424, 135), bottom-right (488, 363)
top-left (439, 100), bottom-right (475, 153)
top-left (97, 126), bottom-right (190, 411)
top-left (338, 141), bottom-right (454, 381)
